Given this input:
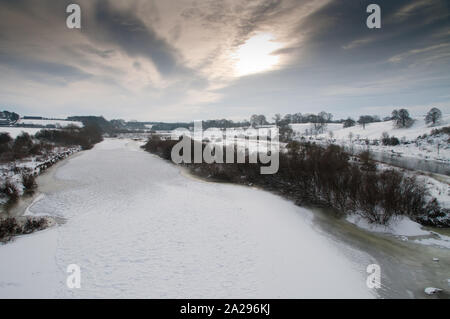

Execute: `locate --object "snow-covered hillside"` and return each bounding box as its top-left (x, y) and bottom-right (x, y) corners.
top-left (319, 115), bottom-right (450, 141)
top-left (16, 119), bottom-right (83, 128)
top-left (1, 119), bottom-right (83, 138)
top-left (290, 123), bottom-right (343, 135)
top-left (290, 115), bottom-right (450, 164)
top-left (0, 127), bottom-right (43, 138)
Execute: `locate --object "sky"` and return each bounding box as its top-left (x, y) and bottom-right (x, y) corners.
top-left (0, 0), bottom-right (449, 122)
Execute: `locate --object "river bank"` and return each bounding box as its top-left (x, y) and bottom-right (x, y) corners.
top-left (0, 147), bottom-right (83, 242)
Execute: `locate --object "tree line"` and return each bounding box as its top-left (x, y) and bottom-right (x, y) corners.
top-left (141, 135), bottom-right (449, 227)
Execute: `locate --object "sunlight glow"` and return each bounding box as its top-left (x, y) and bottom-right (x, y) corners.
top-left (232, 33), bottom-right (284, 77)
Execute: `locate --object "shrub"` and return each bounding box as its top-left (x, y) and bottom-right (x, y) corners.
top-left (23, 218), bottom-right (47, 234)
top-left (343, 118), bottom-right (356, 128)
top-left (381, 133), bottom-right (400, 146)
top-left (1, 180), bottom-right (19, 202)
top-left (0, 132), bottom-right (12, 145)
top-left (35, 124), bottom-right (103, 150)
top-left (0, 217), bottom-right (48, 241)
top-left (12, 132), bottom-right (34, 159)
top-left (0, 218), bottom-right (20, 240)
top-left (359, 151), bottom-right (376, 171)
top-left (430, 126), bottom-right (450, 136)
top-left (22, 173), bottom-right (37, 193)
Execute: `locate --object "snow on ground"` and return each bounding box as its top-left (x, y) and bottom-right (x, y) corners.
top-left (0, 139), bottom-right (374, 298)
top-left (0, 228), bottom-right (60, 298)
top-left (417, 174), bottom-right (450, 209)
top-left (319, 115), bottom-right (450, 141)
top-left (346, 215), bottom-right (430, 237)
top-left (313, 115), bottom-right (450, 163)
top-left (290, 123), bottom-right (343, 135)
top-left (0, 119), bottom-right (83, 138)
top-left (414, 237), bottom-right (450, 249)
top-left (16, 119), bottom-right (83, 128)
top-left (346, 214), bottom-right (450, 249)
top-left (0, 127), bottom-right (43, 138)
top-left (288, 116), bottom-right (450, 163)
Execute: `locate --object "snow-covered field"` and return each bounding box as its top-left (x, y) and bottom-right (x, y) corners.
top-left (0, 127), bottom-right (43, 138)
top-left (346, 214), bottom-right (450, 249)
top-left (318, 115), bottom-right (450, 141)
top-left (294, 115), bottom-right (450, 163)
top-left (290, 123), bottom-right (343, 135)
top-left (0, 139), bottom-right (375, 298)
top-left (0, 119), bottom-right (83, 139)
top-left (16, 119), bottom-right (83, 128)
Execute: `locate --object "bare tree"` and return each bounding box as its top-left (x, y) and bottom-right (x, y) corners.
top-left (425, 107), bottom-right (442, 126)
top-left (392, 109), bottom-right (413, 128)
top-left (358, 115), bottom-right (372, 129)
top-left (273, 114), bottom-right (282, 125)
top-left (343, 117), bottom-right (356, 128)
top-left (250, 114), bottom-right (268, 127)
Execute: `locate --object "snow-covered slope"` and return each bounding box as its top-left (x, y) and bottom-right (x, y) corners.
top-left (290, 123), bottom-right (343, 135)
top-left (319, 115), bottom-right (450, 141)
top-left (290, 115), bottom-right (450, 164)
top-left (0, 127), bottom-right (43, 138)
top-left (0, 139), bottom-right (374, 298)
top-left (1, 119), bottom-right (83, 138)
top-left (16, 119), bottom-right (83, 128)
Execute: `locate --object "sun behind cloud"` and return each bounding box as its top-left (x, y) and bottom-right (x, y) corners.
top-left (232, 33), bottom-right (284, 77)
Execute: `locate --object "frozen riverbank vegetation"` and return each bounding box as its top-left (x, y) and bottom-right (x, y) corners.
top-left (0, 125), bottom-right (104, 240)
top-left (0, 216), bottom-right (51, 243)
top-left (142, 135), bottom-right (449, 227)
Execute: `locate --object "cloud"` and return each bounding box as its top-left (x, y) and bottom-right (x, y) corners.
top-left (0, 0), bottom-right (448, 121)
top-left (88, 0), bottom-right (182, 76)
top-left (0, 51), bottom-right (92, 85)
top-left (388, 43), bottom-right (450, 64)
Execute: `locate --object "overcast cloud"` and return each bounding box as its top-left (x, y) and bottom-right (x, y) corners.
top-left (0, 0), bottom-right (449, 121)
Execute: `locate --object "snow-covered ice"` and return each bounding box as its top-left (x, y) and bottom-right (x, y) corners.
top-left (0, 139), bottom-right (375, 298)
top-left (424, 287), bottom-right (442, 295)
top-left (346, 215), bottom-right (430, 237)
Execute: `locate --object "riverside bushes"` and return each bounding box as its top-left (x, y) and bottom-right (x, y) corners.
top-left (142, 135), bottom-right (448, 226)
top-left (0, 125), bottom-right (103, 163)
top-left (0, 217), bottom-right (48, 242)
top-left (22, 173), bottom-right (37, 193)
top-left (36, 124), bottom-right (103, 150)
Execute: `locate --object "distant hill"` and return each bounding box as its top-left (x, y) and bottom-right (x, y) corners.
top-left (67, 116), bottom-right (114, 133)
top-left (317, 115), bottom-right (450, 141)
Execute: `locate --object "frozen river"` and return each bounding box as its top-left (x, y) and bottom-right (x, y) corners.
top-left (0, 139), bottom-right (447, 298)
top-left (0, 139), bottom-right (375, 298)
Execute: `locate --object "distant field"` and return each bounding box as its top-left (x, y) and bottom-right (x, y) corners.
top-left (0, 127), bottom-right (44, 138)
top-left (290, 123), bottom-right (343, 135)
top-left (16, 119), bottom-right (83, 128)
top-left (317, 115), bottom-right (450, 141)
